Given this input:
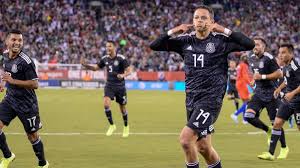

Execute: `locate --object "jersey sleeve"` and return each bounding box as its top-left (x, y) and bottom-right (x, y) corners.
top-left (225, 32), bottom-right (255, 53)
top-left (97, 57), bottom-right (106, 69)
top-left (123, 58), bottom-right (129, 69)
top-left (24, 62), bottom-right (38, 80)
top-left (291, 60), bottom-right (300, 82)
top-left (150, 33), bottom-right (186, 53)
top-left (267, 57), bottom-right (280, 73)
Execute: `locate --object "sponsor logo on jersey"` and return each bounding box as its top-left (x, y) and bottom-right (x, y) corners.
top-left (114, 60), bottom-right (119, 66)
top-left (186, 45), bottom-right (193, 51)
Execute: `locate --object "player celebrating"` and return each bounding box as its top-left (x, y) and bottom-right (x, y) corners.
top-left (244, 37), bottom-right (287, 156)
top-left (150, 5), bottom-right (254, 168)
top-left (81, 41), bottom-right (131, 137)
top-left (0, 30), bottom-right (49, 168)
top-left (258, 43), bottom-right (300, 160)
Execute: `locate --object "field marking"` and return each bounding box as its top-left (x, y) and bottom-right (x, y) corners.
top-left (4, 129), bottom-right (298, 136)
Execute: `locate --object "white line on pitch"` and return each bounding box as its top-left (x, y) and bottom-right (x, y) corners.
top-left (4, 129), bottom-right (298, 136)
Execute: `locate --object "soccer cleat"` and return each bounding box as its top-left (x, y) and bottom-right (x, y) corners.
top-left (277, 146), bottom-right (289, 159)
top-left (267, 126), bottom-right (272, 145)
top-left (106, 125), bottom-right (116, 136)
top-left (257, 152), bottom-right (275, 161)
top-left (122, 126), bottom-right (129, 138)
top-left (0, 153), bottom-right (15, 168)
top-left (37, 161), bottom-right (49, 168)
top-left (230, 113), bottom-right (238, 123)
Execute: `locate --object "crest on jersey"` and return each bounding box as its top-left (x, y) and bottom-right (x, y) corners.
top-left (205, 43), bottom-right (215, 53)
top-left (114, 60), bottom-right (119, 66)
top-left (259, 61), bottom-right (264, 68)
top-left (11, 64), bottom-right (18, 73)
top-left (105, 62), bottom-right (108, 65)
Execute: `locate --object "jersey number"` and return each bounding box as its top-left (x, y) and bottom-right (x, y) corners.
top-left (192, 54), bottom-right (204, 67)
top-left (27, 116), bottom-right (36, 128)
top-left (108, 65), bottom-right (113, 72)
top-left (196, 109), bottom-right (210, 124)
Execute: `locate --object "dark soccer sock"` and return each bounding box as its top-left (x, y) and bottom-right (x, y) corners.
top-left (234, 103), bottom-right (246, 116)
top-left (122, 111), bottom-right (128, 127)
top-left (0, 131), bottom-right (11, 158)
top-left (244, 112), bottom-right (269, 132)
top-left (279, 128), bottom-right (286, 148)
top-left (104, 107), bottom-right (114, 125)
top-left (208, 160), bottom-right (222, 168)
top-left (186, 162), bottom-right (199, 168)
top-left (32, 137), bottom-right (46, 166)
top-left (269, 128), bottom-right (282, 155)
top-left (234, 99), bottom-right (239, 111)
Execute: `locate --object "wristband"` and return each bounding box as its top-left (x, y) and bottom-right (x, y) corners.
top-left (262, 74), bottom-right (267, 80)
top-left (224, 28), bottom-right (232, 36)
top-left (167, 30), bottom-right (174, 36)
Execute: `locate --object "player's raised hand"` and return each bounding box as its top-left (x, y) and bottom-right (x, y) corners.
top-left (169, 24), bottom-right (193, 35)
top-left (212, 23), bottom-right (232, 35)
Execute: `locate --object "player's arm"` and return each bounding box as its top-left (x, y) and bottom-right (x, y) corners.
top-left (253, 69), bottom-right (282, 80)
top-left (212, 23), bottom-right (255, 52)
top-left (284, 64), bottom-right (300, 101)
top-left (80, 57), bottom-right (100, 71)
top-left (274, 81), bottom-right (287, 99)
top-left (117, 66), bottom-right (131, 79)
top-left (149, 24), bottom-right (192, 52)
top-left (2, 72), bottom-right (38, 89)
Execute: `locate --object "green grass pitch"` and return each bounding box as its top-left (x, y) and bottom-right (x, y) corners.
top-left (1, 89), bottom-right (300, 168)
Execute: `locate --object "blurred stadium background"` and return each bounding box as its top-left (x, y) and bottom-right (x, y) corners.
top-left (0, 0), bottom-right (300, 167)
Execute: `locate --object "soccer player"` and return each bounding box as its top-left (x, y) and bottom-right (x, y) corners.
top-left (0, 30), bottom-right (49, 168)
top-left (227, 60), bottom-right (240, 113)
top-left (244, 37), bottom-right (287, 156)
top-left (258, 43), bottom-right (300, 160)
top-left (232, 55), bottom-right (251, 124)
top-left (150, 5), bottom-right (254, 168)
top-left (81, 41), bottom-right (131, 137)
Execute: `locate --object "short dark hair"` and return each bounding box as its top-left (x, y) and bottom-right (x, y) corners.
top-left (196, 5), bottom-right (214, 19)
top-left (280, 43), bottom-right (294, 53)
top-left (253, 36), bottom-right (267, 47)
top-left (8, 29), bottom-right (22, 35)
top-left (106, 40), bottom-right (115, 45)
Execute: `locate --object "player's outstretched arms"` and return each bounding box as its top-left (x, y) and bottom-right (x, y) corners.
top-left (80, 57), bottom-right (100, 71)
top-left (150, 24), bottom-right (193, 51)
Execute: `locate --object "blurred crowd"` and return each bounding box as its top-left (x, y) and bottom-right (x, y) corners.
top-left (0, 0), bottom-right (299, 71)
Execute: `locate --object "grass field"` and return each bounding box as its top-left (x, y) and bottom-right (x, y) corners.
top-left (1, 89), bottom-right (300, 168)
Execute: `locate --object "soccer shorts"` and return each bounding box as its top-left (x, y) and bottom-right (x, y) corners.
top-left (247, 94), bottom-right (280, 122)
top-left (277, 100), bottom-right (300, 125)
top-left (0, 100), bottom-right (42, 133)
top-left (104, 85), bottom-right (127, 105)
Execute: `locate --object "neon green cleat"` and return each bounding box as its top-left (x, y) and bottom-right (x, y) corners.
top-left (106, 124), bottom-right (116, 136)
top-left (267, 126), bottom-right (272, 145)
top-left (37, 161), bottom-right (49, 168)
top-left (277, 146), bottom-right (289, 159)
top-left (122, 126), bottom-right (129, 138)
top-left (0, 153), bottom-right (15, 168)
top-left (257, 152), bottom-right (275, 161)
